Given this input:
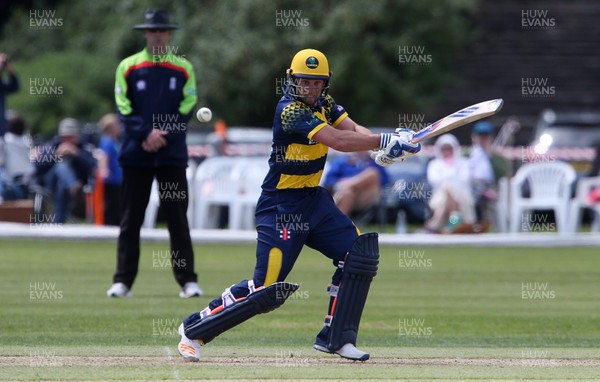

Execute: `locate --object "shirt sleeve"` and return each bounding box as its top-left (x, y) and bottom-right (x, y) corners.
top-left (178, 60), bottom-right (197, 117)
top-left (114, 60), bottom-right (151, 142)
top-left (280, 101), bottom-right (327, 139)
top-left (324, 95), bottom-right (348, 128)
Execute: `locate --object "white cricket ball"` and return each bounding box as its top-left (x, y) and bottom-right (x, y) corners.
top-left (196, 107), bottom-right (212, 123)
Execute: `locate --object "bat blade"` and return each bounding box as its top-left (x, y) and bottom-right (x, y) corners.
top-left (411, 98), bottom-right (504, 143)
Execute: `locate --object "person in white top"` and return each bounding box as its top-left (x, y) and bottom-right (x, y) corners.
top-left (425, 133), bottom-right (475, 233)
top-left (0, 111), bottom-right (34, 201)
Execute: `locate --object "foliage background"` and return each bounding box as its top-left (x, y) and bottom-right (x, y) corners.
top-left (1, 0), bottom-right (477, 137)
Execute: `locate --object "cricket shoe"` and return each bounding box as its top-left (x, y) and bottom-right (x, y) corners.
top-left (106, 282), bottom-right (132, 298)
top-left (179, 282), bottom-right (204, 298)
top-left (177, 323), bottom-right (202, 362)
top-left (313, 342), bottom-right (370, 361)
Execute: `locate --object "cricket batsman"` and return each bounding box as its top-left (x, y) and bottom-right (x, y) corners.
top-left (177, 48), bottom-right (421, 361)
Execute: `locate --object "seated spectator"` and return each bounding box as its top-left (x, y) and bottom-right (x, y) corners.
top-left (469, 121), bottom-right (511, 228)
top-left (97, 113), bottom-right (123, 226)
top-left (0, 111), bottom-right (34, 201)
top-left (424, 134), bottom-right (475, 233)
top-left (322, 151), bottom-right (389, 218)
top-left (33, 118), bottom-right (96, 223)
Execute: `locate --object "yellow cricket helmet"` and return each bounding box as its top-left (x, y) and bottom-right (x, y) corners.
top-left (284, 49), bottom-right (332, 100)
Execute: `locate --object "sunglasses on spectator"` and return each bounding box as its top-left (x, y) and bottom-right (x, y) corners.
top-left (147, 28), bottom-right (168, 33)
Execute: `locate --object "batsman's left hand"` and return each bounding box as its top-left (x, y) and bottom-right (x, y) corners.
top-left (373, 129), bottom-right (421, 167)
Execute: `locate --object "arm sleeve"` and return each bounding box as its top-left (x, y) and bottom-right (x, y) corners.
top-left (114, 61), bottom-right (152, 142)
top-left (325, 96), bottom-right (348, 128)
top-left (178, 62), bottom-right (198, 119)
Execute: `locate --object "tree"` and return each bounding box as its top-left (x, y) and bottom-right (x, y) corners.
top-left (2, 0), bottom-right (476, 136)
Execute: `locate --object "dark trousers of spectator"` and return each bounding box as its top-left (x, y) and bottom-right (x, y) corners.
top-left (113, 167), bottom-right (197, 288)
top-left (103, 183), bottom-right (121, 226)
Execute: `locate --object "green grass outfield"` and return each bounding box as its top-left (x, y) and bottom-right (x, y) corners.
top-left (1, 239), bottom-right (600, 381)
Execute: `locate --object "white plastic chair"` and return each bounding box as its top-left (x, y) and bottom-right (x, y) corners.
top-left (568, 176), bottom-right (600, 232)
top-left (230, 157), bottom-right (270, 230)
top-left (193, 157), bottom-right (240, 229)
top-left (143, 160), bottom-right (197, 229)
top-left (496, 176), bottom-right (510, 232)
top-left (509, 161), bottom-right (576, 234)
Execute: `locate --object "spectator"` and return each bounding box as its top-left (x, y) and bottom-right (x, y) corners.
top-left (107, 9), bottom-right (202, 299)
top-left (322, 151), bottom-right (389, 218)
top-left (33, 118), bottom-right (96, 223)
top-left (0, 52), bottom-right (19, 136)
top-left (424, 133), bottom-right (475, 233)
top-left (469, 121), bottom-right (511, 227)
top-left (0, 111), bottom-right (34, 201)
top-left (97, 113), bottom-right (123, 226)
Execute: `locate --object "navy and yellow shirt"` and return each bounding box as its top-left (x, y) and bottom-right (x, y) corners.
top-left (261, 94), bottom-right (348, 193)
top-left (114, 48), bottom-right (197, 167)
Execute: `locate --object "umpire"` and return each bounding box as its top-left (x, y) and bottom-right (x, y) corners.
top-left (107, 9), bottom-right (202, 298)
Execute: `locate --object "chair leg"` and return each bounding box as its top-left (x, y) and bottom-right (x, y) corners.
top-left (510, 207), bottom-right (522, 233)
top-left (592, 208), bottom-right (600, 232)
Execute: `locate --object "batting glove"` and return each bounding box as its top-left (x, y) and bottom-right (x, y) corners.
top-left (373, 129), bottom-right (421, 167)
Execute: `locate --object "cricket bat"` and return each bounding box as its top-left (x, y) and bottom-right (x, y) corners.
top-left (410, 98), bottom-right (504, 143)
